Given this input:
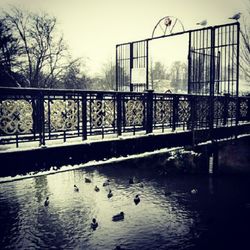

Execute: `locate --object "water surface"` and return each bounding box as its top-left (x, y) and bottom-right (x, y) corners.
top-left (0, 163), bottom-right (250, 250)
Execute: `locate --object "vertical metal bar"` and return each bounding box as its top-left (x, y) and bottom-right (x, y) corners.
top-left (81, 93), bottom-right (87, 140)
top-left (130, 43), bottom-right (133, 92)
top-left (172, 95), bottom-right (179, 131)
top-left (146, 40), bottom-right (149, 90)
top-left (15, 133), bottom-right (19, 148)
top-left (209, 27), bottom-right (215, 140)
top-left (146, 90), bottom-right (154, 133)
top-left (48, 96), bottom-right (51, 139)
top-left (188, 32), bottom-right (192, 94)
top-left (116, 45), bottom-right (118, 91)
top-left (117, 93), bottom-right (122, 136)
top-left (228, 25), bottom-right (231, 95)
top-left (223, 94), bottom-right (229, 125)
top-left (235, 22), bottom-right (240, 136)
top-left (38, 92), bottom-right (45, 146)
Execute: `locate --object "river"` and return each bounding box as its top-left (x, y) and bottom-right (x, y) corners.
top-left (0, 161), bottom-right (250, 249)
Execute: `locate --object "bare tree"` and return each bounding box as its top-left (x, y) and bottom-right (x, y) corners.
top-left (3, 7), bottom-right (80, 88)
top-left (240, 4), bottom-right (250, 81)
top-left (101, 60), bottom-right (115, 90)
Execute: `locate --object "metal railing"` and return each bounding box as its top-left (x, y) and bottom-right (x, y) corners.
top-left (0, 87), bottom-right (249, 147)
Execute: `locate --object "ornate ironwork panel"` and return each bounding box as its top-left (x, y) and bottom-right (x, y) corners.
top-left (240, 99), bottom-right (248, 118)
top-left (178, 99), bottom-right (191, 122)
top-left (154, 100), bottom-right (172, 124)
top-left (90, 99), bottom-right (115, 129)
top-left (0, 99), bottom-right (33, 135)
top-left (125, 99), bottom-right (144, 126)
top-left (45, 99), bottom-right (78, 131)
top-left (228, 100), bottom-right (236, 118)
top-left (214, 99), bottom-right (224, 119)
top-left (196, 99), bottom-right (210, 124)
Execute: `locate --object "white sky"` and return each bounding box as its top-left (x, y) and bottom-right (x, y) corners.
top-left (0, 0), bottom-right (248, 75)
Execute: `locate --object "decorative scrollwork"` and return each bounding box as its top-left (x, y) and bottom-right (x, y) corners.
top-left (228, 101), bottom-right (236, 118)
top-left (47, 100), bottom-right (78, 131)
top-left (178, 100), bottom-right (191, 122)
top-left (154, 100), bottom-right (172, 124)
top-left (196, 100), bottom-right (209, 123)
top-left (90, 99), bottom-right (115, 128)
top-left (214, 100), bottom-right (224, 119)
top-left (0, 99), bottom-right (33, 134)
top-left (240, 101), bottom-right (248, 117)
top-left (125, 100), bottom-right (144, 126)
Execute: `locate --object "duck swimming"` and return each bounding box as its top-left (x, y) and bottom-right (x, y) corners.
top-left (94, 186), bottom-right (100, 192)
top-left (91, 218), bottom-right (98, 230)
top-left (134, 194), bottom-right (140, 205)
top-left (138, 183), bottom-right (144, 188)
top-left (165, 191), bottom-right (172, 196)
top-left (129, 178), bottom-right (134, 184)
top-left (112, 212), bottom-right (124, 222)
top-left (103, 179), bottom-right (110, 186)
top-left (191, 188), bottom-right (198, 194)
top-left (44, 197), bottom-right (49, 206)
top-left (74, 185), bottom-right (79, 192)
top-left (85, 177), bottom-right (91, 183)
top-left (107, 190), bottom-right (113, 198)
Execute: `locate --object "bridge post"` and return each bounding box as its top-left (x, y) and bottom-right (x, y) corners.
top-left (172, 95), bottom-right (179, 132)
top-left (117, 93), bottom-right (122, 136)
top-left (146, 90), bottom-right (154, 134)
top-left (223, 94), bottom-right (229, 125)
top-left (81, 93), bottom-right (87, 140)
top-left (37, 93), bottom-right (45, 146)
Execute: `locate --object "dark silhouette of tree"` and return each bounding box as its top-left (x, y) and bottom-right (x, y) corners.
top-left (101, 60), bottom-right (115, 90)
top-left (0, 19), bottom-right (21, 87)
top-left (60, 59), bottom-right (90, 89)
top-left (2, 7), bottom-right (81, 88)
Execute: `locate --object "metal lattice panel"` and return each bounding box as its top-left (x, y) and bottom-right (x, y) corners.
top-left (196, 99), bottom-right (210, 123)
top-left (178, 100), bottom-right (191, 122)
top-left (154, 100), bottom-right (172, 124)
top-left (125, 99), bottom-right (144, 126)
top-left (90, 99), bottom-right (115, 129)
top-left (228, 101), bottom-right (236, 118)
top-left (0, 99), bottom-right (33, 134)
top-left (214, 100), bottom-right (224, 119)
top-left (240, 100), bottom-right (248, 118)
top-left (45, 99), bottom-right (78, 131)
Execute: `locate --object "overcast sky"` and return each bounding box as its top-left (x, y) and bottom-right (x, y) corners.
top-left (0, 0), bottom-right (248, 74)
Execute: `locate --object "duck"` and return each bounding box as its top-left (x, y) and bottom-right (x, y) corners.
top-left (103, 179), bottom-right (110, 186)
top-left (129, 178), bottom-right (134, 184)
top-left (138, 183), bottom-right (144, 188)
top-left (107, 190), bottom-right (113, 198)
top-left (94, 186), bottom-right (100, 192)
top-left (44, 197), bottom-right (49, 206)
top-left (165, 191), bottom-right (172, 196)
top-left (134, 194), bottom-right (140, 205)
top-left (112, 212), bottom-right (124, 222)
top-left (85, 177), bottom-right (91, 183)
top-left (191, 188), bottom-right (198, 194)
top-left (74, 185), bottom-right (79, 192)
top-left (91, 218), bottom-right (98, 230)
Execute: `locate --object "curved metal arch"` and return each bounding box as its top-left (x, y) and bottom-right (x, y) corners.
top-left (151, 16), bottom-right (185, 38)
